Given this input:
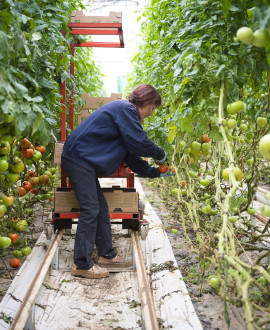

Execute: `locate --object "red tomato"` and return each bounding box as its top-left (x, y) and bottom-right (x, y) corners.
top-left (27, 170), bottom-right (37, 179)
top-left (29, 177), bottom-right (39, 186)
top-left (8, 233), bottom-right (18, 244)
top-left (158, 165), bottom-right (168, 173)
top-left (23, 181), bottom-right (32, 192)
top-left (181, 180), bottom-right (186, 187)
top-left (16, 187), bottom-right (27, 197)
top-left (20, 138), bottom-right (31, 149)
top-left (201, 134), bottom-right (211, 143)
top-left (35, 146), bottom-right (46, 154)
top-left (21, 148), bottom-right (34, 159)
top-left (39, 174), bottom-right (49, 184)
top-left (10, 258), bottom-right (21, 268)
top-left (169, 165), bottom-right (175, 173)
top-left (30, 188), bottom-right (39, 195)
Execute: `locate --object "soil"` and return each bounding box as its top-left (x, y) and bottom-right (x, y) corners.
top-left (140, 178), bottom-right (249, 330)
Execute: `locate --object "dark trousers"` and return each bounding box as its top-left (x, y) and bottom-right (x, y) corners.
top-left (61, 157), bottom-right (117, 269)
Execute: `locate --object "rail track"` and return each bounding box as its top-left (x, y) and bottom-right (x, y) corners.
top-left (3, 228), bottom-right (158, 330)
top-left (0, 179), bottom-right (202, 330)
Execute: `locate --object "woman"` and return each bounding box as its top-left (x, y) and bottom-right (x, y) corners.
top-left (61, 84), bottom-right (169, 279)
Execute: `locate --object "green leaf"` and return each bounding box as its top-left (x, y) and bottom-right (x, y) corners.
top-left (168, 126), bottom-right (178, 144)
top-left (32, 112), bottom-right (45, 135)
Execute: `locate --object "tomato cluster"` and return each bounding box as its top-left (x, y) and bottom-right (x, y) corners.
top-left (0, 134), bottom-right (58, 269)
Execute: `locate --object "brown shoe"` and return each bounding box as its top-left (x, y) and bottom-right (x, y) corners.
top-left (71, 264), bottom-right (109, 279)
top-left (98, 255), bottom-right (133, 268)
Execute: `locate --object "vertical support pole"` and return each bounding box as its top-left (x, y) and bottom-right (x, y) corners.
top-left (61, 31), bottom-right (67, 188)
top-left (60, 31), bottom-right (67, 143)
top-left (69, 43), bottom-right (75, 131)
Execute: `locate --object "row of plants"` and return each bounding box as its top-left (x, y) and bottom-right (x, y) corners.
top-left (128, 0), bottom-right (270, 328)
top-left (0, 1), bottom-right (104, 269)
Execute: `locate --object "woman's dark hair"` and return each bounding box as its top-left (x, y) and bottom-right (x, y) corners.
top-left (127, 84), bottom-right (161, 108)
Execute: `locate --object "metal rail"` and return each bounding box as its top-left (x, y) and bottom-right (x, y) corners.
top-left (254, 212), bottom-right (269, 225)
top-left (131, 230), bottom-right (159, 330)
top-left (9, 229), bottom-right (64, 330)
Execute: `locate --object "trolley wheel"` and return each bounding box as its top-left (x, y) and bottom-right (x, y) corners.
top-left (139, 199), bottom-right (144, 220)
top-left (128, 229), bottom-right (132, 237)
top-left (44, 223), bottom-right (53, 240)
top-left (140, 224), bottom-right (149, 240)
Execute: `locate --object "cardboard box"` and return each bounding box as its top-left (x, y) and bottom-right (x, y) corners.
top-left (70, 11), bottom-right (122, 24)
top-left (54, 188), bottom-right (138, 214)
top-left (77, 93), bottom-right (122, 124)
top-left (53, 142), bottom-right (64, 164)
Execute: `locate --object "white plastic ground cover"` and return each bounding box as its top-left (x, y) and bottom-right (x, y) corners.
top-left (0, 232), bottom-right (48, 329)
top-left (135, 179), bottom-right (203, 329)
top-left (255, 188), bottom-right (270, 206)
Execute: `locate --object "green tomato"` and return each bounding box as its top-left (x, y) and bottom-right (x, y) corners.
top-left (31, 150), bottom-right (42, 162)
top-left (259, 134), bottom-right (270, 160)
top-left (200, 178), bottom-right (210, 187)
top-left (21, 246), bottom-right (31, 256)
top-left (248, 208), bottom-right (256, 215)
top-left (13, 250), bottom-right (22, 258)
top-left (227, 133), bottom-right (233, 141)
top-left (179, 140), bottom-right (186, 149)
top-left (50, 167), bottom-right (57, 175)
top-left (257, 117), bottom-right (267, 128)
top-left (227, 119), bottom-right (237, 129)
top-left (222, 167), bottom-right (243, 182)
top-left (209, 276), bottom-right (221, 289)
top-left (10, 160), bottom-right (25, 174)
top-left (202, 204), bottom-right (212, 214)
top-left (0, 237), bottom-right (11, 249)
top-left (227, 101), bottom-right (245, 115)
top-left (183, 147), bottom-right (191, 155)
top-left (189, 171), bottom-right (197, 178)
top-left (202, 143), bottom-right (210, 151)
top-left (0, 159), bottom-right (8, 171)
top-left (228, 216), bottom-right (238, 224)
top-left (0, 204), bottom-right (7, 217)
top-left (236, 26), bottom-right (254, 44)
top-left (15, 220), bottom-right (28, 232)
top-left (246, 159), bottom-right (254, 166)
top-left (0, 140), bottom-right (11, 155)
top-left (239, 124), bottom-right (248, 132)
top-left (191, 141), bottom-right (201, 151)
top-left (171, 228), bottom-right (178, 234)
top-left (261, 205), bottom-right (270, 217)
top-left (163, 66), bottom-right (170, 74)
top-left (252, 29), bottom-right (269, 48)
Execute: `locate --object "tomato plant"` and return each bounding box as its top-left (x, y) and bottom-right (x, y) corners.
top-left (128, 0), bottom-right (270, 327)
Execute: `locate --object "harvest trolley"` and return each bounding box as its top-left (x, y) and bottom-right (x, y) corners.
top-left (47, 11), bottom-right (149, 240)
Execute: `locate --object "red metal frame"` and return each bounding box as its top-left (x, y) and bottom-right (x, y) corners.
top-left (56, 17), bottom-right (140, 228)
